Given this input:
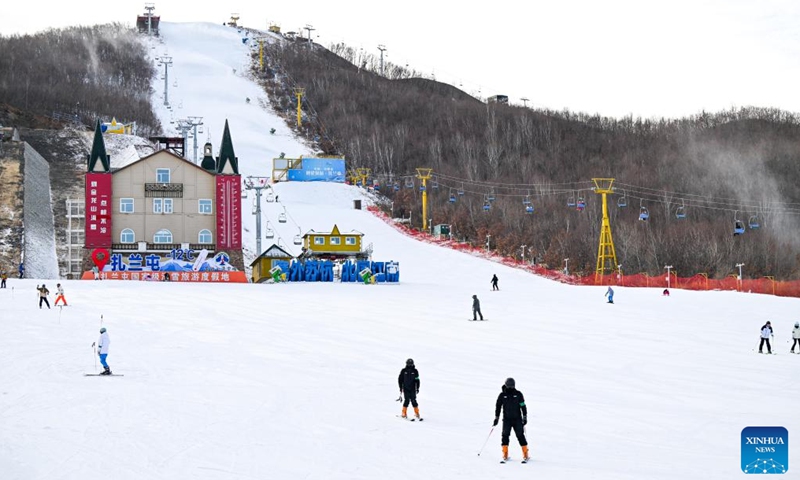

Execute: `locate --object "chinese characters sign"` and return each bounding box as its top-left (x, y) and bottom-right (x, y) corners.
top-left (287, 158), bottom-right (345, 182)
top-left (216, 175), bottom-right (242, 249)
top-left (85, 173), bottom-right (112, 247)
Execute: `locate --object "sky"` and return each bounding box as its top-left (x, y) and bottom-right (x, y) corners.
top-left (3, 0), bottom-right (800, 119)
top-left (1, 22), bottom-right (797, 479)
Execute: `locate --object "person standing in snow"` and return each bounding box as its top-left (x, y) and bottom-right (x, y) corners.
top-left (493, 378), bottom-right (529, 462)
top-left (54, 283), bottom-right (68, 306)
top-left (398, 358), bottom-right (421, 419)
top-left (18, 262), bottom-right (24, 279)
top-left (491, 274), bottom-right (499, 291)
top-left (472, 294), bottom-right (484, 321)
top-left (791, 322), bottom-right (800, 354)
top-left (37, 284), bottom-right (50, 309)
top-left (97, 327), bottom-right (112, 375)
top-left (605, 286), bottom-right (614, 304)
top-left (1, 270), bottom-right (7, 288)
top-left (759, 321), bottom-right (773, 354)
top-left (92, 265), bottom-right (100, 280)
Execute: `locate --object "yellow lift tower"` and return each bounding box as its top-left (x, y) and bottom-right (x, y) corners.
top-left (356, 168), bottom-right (371, 187)
top-left (293, 87), bottom-right (305, 127)
top-left (416, 168), bottom-right (433, 230)
top-left (593, 178), bottom-right (618, 281)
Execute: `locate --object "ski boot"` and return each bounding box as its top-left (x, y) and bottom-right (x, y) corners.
top-left (100, 366), bottom-right (112, 375)
top-left (521, 445), bottom-right (530, 463)
top-left (413, 407), bottom-right (421, 420)
top-left (401, 406), bottom-right (407, 419)
top-left (501, 445), bottom-right (509, 462)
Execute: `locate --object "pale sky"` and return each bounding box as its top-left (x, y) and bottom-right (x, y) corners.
top-left (3, 0), bottom-right (799, 119)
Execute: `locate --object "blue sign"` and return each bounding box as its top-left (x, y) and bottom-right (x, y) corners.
top-left (287, 157), bottom-right (345, 182)
top-left (270, 260), bottom-right (398, 283)
top-left (742, 426), bottom-right (788, 474)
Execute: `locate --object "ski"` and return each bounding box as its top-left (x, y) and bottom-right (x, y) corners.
top-left (468, 319), bottom-right (488, 321)
top-left (84, 374), bottom-right (124, 376)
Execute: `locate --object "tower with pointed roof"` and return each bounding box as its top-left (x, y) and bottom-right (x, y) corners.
top-left (214, 119), bottom-right (242, 250)
top-left (85, 120), bottom-right (113, 248)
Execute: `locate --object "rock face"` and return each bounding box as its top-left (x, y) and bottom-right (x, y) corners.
top-left (22, 143), bottom-right (59, 279)
top-left (0, 142), bottom-right (24, 272)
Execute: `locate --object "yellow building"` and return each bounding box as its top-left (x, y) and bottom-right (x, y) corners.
top-left (250, 244), bottom-right (293, 283)
top-left (302, 224), bottom-right (365, 259)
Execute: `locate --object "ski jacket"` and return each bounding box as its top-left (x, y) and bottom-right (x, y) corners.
top-left (606, 287), bottom-right (614, 296)
top-left (56, 286), bottom-right (64, 295)
top-left (495, 388), bottom-right (527, 421)
top-left (792, 326), bottom-right (800, 339)
top-left (98, 332), bottom-right (110, 354)
top-left (473, 297), bottom-right (481, 310)
top-left (398, 366), bottom-right (420, 392)
top-left (760, 325), bottom-right (773, 339)
top-left (491, 275), bottom-right (498, 285)
top-left (37, 287), bottom-right (49, 297)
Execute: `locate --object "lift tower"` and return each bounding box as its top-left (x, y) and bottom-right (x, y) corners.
top-left (593, 178), bottom-right (618, 281)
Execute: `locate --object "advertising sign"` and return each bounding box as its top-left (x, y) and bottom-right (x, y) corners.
top-left (287, 157), bottom-right (345, 182)
top-left (216, 176), bottom-right (242, 249)
top-left (85, 173), bottom-right (112, 247)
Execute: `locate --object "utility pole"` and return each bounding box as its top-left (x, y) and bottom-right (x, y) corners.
top-left (377, 44), bottom-right (387, 76)
top-left (665, 265), bottom-right (673, 289)
top-left (304, 25), bottom-right (315, 47)
top-left (520, 97), bottom-right (529, 108)
top-left (617, 264), bottom-right (623, 285)
top-left (157, 56), bottom-right (173, 106)
top-left (186, 116), bottom-right (204, 163)
top-left (174, 118), bottom-right (192, 158)
top-left (564, 258), bottom-right (569, 275)
top-left (486, 235), bottom-right (491, 253)
top-left (520, 245), bottom-right (526, 263)
top-left (145, 3), bottom-right (155, 36)
top-left (244, 176), bottom-right (272, 255)
top-left (736, 262), bottom-right (745, 291)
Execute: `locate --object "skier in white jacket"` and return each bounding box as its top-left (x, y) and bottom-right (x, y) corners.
top-left (791, 322), bottom-right (800, 354)
top-left (97, 327), bottom-right (112, 375)
top-left (759, 321), bottom-right (773, 354)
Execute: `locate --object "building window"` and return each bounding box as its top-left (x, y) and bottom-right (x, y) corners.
top-left (330, 237), bottom-right (341, 246)
top-left (199, 199), bottom-right (212, 214)
top-left (153, 198), bottom-right (173, 214)
top-left (154, 229), bottom-right (173, 243)
top-left (120, 198), bottom-right (134, 213)
top-left (314, 236), bottom-right (325, 245)
top-left (345, 236), bottom-right (357, 245)
top-left (120, 228), bottom-right (135, 243)
top-left (69, 231), bottom-right (85, 244)
top-left (198, 229), bottom-right (212, 244)
top-left (156, 168), bottom-right (170, 183)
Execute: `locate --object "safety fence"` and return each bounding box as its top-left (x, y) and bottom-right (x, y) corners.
top-left (367, 206), bottom-right (800, 298)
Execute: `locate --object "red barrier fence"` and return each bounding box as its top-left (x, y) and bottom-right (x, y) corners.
top-left (368, 206), bottom-right (800, 298)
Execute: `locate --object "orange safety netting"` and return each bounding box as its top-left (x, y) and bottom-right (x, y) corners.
top-left (368, 206), bottom-right (800, 298)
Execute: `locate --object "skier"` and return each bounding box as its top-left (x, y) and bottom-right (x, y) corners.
top-left (92, 265), bottom-right (100, 280)
top-left (398, 358), bottom-right (421, 420)
top-left (605, 286), bottom-right (614, 304)
top-left (662, 289), bottom-right (670, 296)
top-left (791, 322), bottom-right (800, 354)
top-left (472, 294), bottom-right (484, 321)
top-left (1, 270), bottom-right (7, 288)
top-left (18, 262), bottom-right (24, 279)
top-left (97, 327), bottom-right (112, 375)
top-left (37, 284), bottom-right (50, 309)
top-left (54, 283), bottom-right (68, 306)
top-left (759, 321), bottom-right (773, 354)
top-left (493, 378), bottom-right (529, 463)
top-left (491, 274), bottom-right (499, 291)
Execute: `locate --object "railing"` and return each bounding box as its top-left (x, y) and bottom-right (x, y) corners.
top-left (145, 183), bottom-right (184, 198)
top-left (111, 243), bottom-right (216, 252)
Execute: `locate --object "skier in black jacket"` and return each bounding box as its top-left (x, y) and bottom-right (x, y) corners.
top-left (491, 274), bottom-right (499, 291)
top-left (398, 358), bottom-right (421, 419)
top-left (493, 378), bottom-right (529, 462)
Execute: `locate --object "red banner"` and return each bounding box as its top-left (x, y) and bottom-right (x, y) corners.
top-left (81, 270), bottom-right (248, 282)
top-left (216, 175), bottom-right (242, 249)
top-left (85, 173), bottom-right (113, 247)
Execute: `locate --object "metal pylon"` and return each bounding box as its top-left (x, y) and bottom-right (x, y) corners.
top-left (593, 178), bottom-right (618, 281)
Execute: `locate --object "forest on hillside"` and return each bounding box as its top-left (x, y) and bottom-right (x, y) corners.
top-left (256, 37), bottom-right (800, 279)
top-left (0, 24), bottom-right (160, 136)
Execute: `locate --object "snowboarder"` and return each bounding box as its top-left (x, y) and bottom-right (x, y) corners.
top-left (605, 286), bottom-right (614, 304)
top-left (37, 284), bottom-right (50, 309)
top-left (1, 271), bottom-right (7, 288)
top-left (472, 294), bottom-right (484, 321)
top-left (18, 262), bottom-right (24, 279)
top-left (493, 378), bottom-right (529, 463)
top-left (791, 322), bottom-right (800, 354)
top-left (54, 283), bottom-right (68, 306)
top-left (491, 274), bottom-right (499, 291)
top-left (759, 321), bottom-right (773, 354)
top-left (398, 358), bottom-right (421, 420)
top-left (97, 327), bottom-right (112, 375)
top-left (662, 289), bottom-right (670, 296)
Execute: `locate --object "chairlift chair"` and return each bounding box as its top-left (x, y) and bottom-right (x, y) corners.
top-left (567, 195), bottom-right (576, 208)
top-left (419, 183), bottom-right (426, 192)
top-left (393, 182), bottom-right (400, 191)
top-left (523, 194), bottom-right (532, 206)
top-left (617, 191), bottom-right (627, 208)
top-left (293, 228), bottom-right (302, 245)
top-left (733, 211), bottom-right (745, 235)
top-left (576, 196), bottom-right (586, 212)
top-left (748, 215), bottom-right (760, 229)
top-left (265, 223), bottom-right (275, 239)
top-left (266, 191), bottom-right (275, 203)
top-left (487, 190), bottom-right (496, 202)
top-left (457, 184), bottom-right (465, 196)
top-left (241, 189), bottom-right (248, 199)
top-left (525, 204), bottom-right (534, 214)
top-left (639, 200), bottom-right (649, 221)
top-left (432, 178), bottom-right (439, 190)
top-left (278, 208), bottom-right (288, 223)
top-left (676, 200), bottom-right (686, 219)
top-left (483, 195), bottom-right (491, 212)
top-left (405, 178), bottom-right (414, 189)
top-left (449, 190), bottom-right (456, 203)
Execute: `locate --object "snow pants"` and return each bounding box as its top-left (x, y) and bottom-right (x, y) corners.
top-left (1, 279), bottom-right (6, 288)
top-left (501, 418), bottom-right (527, 447)
top-left (492, 282), bottom-right (498, 291)
top-left (759, 337), bottom-right (772, 353)
top-left (402, 389), bottom-right (418, 408)
top-left (54, 295), bottom-right (67, 306)
top-left (791, 339), bottom-right (799, 352)
top-left (607, 293), bottom-right (614, 303)
top-left (473, 307), bottom-right (483, 320)
top-left (39, 297), bottom-right (50, 309)
top-left (99, 354), bottom-right (109, 368)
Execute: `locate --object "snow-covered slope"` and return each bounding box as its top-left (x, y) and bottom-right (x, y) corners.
top-left (0, 22), bottom-right (797, 480)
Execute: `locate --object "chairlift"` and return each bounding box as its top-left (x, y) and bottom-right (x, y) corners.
top-left (265, 222), bottom-right (275, 239)
top-left (523, 193), bottom-right (532, 206)
top-left (293, 228), bottom-right (302, 245)
top-left (483, 195), bottom-right (491, 212)
top-left (449, 190), bottom-right (457, 203)
top-left (576, 196), bottom-right (586, 212)
top-left (639, 200), bottom-right (649, 221)
top-left (487, 189), bottom-right (496, 202)
top-left (675, 200), bottom-right (686, 219)
top-left (733, 211), bottom-right (745, 235)
top-left (419, 183), bottom-right (426, 192)
top-left (373, 183), bottom-right (381, 191)
top-left (567, 194), bottom-right (576, 208)
top-left (748, 215), bottom-right (760, 229)
top-left (457, 184), bottom-right (465, 196)
top-left (525, 204), bottom-right (534, 214)
top-left (405, 178), bottom-right (414, 189)
top-left (241, 189), bottom-right (248, 199)
top-left (393, 182), bottom-right (400, 191)
top-left (432, 178), bottom-right (439, 190)
top-left (617, 190), bottom-right (628, 208)
top-left (278, 208), bottom-right (287, 223)
top-left (266, 190), bottom-right (275, 203)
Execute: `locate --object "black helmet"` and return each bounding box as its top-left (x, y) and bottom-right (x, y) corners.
top-left (406, 358), bottom-right (414, 366)
top-left (504, 377), bottom-right (515, 389)
top-left (100, 327), bottom-right (106, 333)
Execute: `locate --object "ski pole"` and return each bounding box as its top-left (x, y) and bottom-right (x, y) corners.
top-left (58, 305), bottom-right (62, 324)
top-left (92, 342), bottom-right (97, 371)
top-left (477, 426), bottom-right (495, 456)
